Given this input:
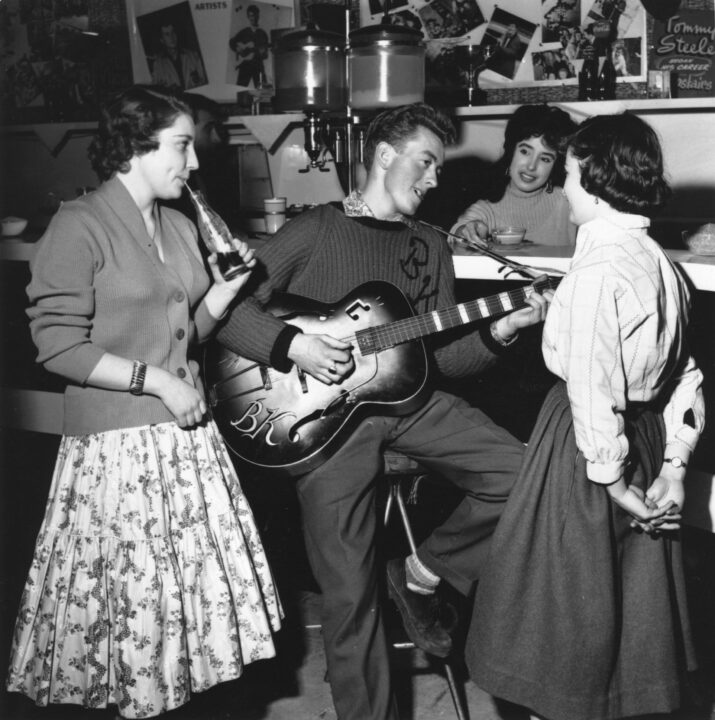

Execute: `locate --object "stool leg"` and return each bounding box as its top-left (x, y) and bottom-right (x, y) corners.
top-left (386, 476), bottom-right (469, 720)
top-left (394, 478), bottom-right (418, 555)
top-left (384, 482), bottom-right (395, 527)
top-left (443, 660), bottom-right (468, 720)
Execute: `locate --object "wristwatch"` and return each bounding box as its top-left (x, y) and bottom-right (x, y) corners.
top-left (129, 360), bottom-right (147, 396)
top-left (663, 456), bottom-right (687, 469)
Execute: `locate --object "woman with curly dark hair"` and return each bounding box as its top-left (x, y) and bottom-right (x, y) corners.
top-left (467, 112), bottom-right (704, 720)
top-left (6, 85), bottom-right (281, 718)
top-left (450, 103), bottom-right (578, 246)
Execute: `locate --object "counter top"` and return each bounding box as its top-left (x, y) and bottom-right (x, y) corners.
top-left (5, 237), bottom-right (714, 291)
top-left (452, 243), bottom-right (715, 291)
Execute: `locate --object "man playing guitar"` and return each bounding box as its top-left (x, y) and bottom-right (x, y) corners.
top-left (229, 4), bottom-right (268, 87)
top-left (216, 103), bottom-right (552, 720)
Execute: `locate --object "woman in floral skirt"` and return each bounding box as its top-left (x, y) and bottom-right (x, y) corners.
top-left (6, 85), bottom-right (281, 718)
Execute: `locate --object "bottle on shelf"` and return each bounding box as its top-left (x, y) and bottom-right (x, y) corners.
top-left (185, 184), bottom-right (249, 280)
top-left (578, 45), bottom-right (599, 101)
top-left (598, 43), bottom-right (617, 100)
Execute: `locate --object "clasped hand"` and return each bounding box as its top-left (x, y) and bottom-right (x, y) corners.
top-left (607, 468), bottom-right (685, 533)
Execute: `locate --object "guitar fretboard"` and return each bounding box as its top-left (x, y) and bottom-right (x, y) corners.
top-left (356, 276), bottom-right (560, 355)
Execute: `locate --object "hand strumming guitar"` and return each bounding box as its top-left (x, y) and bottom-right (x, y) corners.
top-left (287, 333), bottom-right (355, 385)
top-left (286, 279), bottom-right (552, 386)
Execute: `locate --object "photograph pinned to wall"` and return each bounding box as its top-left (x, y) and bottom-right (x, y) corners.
top-left (136, 1), bottom-right (207, 91)
top-left (531, 47), bottom-right (576, 81)
top-left (391, 9), bottom-right (423, 32)
top-left (2, 0), bottom-right (132, 123)
top-left (299, 0), bottom-right (350, 35)
top-left (418, 0), bottom-right (469, 39)
top-left (585, 0), bottom-right (622, 24)
top-left (611, 37), bottom-right (640, 76)
top-left (610, 0), bottom-right (642, 39)
top-left (368, 0), bottom-right (408, 18)
top-left (585, 0), bottom-right (639, 37)
top-left (558, 25), bottom-right (591, 62)
top-left (227, 1), bottom-right (292, 88)
top-left (453, 0), bottom-right (485, 35)
top-left (482, 6), bottom-right (536, 81)
top-left (542, 0), bottom-right (580, 44)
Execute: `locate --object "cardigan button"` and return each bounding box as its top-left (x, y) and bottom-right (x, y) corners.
top-left (174, 291), bottom-right (185, 303)
top-left (176, 328), bottom-right (185, 340)
top-left (177, 367), bottom-right (187, 379)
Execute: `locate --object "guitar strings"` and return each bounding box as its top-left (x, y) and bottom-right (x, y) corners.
top-left (361, 277), bottom-right (561, 350)
top-left (212, 278), bottom-right (562, 397)
top-left (215, 279), bottom-right (561, 398)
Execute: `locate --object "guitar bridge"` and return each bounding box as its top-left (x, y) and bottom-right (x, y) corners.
top-left (260, 365), bottom-right (272, 390)
top-left (296, 366), bottom-right (309, 393)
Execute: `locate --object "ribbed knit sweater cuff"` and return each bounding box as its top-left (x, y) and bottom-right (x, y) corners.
top-left (480, 322), bottom-right (515, 355)
top-left (270, 325), bottom-right (302, 372)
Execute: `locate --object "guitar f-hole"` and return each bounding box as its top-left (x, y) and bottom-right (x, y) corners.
top-left (346, 299), bottom-right (371, 320)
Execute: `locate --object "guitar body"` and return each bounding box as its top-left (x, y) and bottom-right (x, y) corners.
top-left (205, 281), bottom-right (430, 476)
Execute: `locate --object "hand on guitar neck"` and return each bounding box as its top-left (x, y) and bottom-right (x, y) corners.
top-left (493, 284), bottom-right (553, 341)
top-left (204, 276), bottom-right (558, 475)
top-left (285, 275), bottom-right (553, 386)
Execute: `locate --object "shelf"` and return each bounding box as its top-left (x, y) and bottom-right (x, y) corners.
top-left (454, 97), bottom-right (715, 119)
top-left (0, 121), bottom-right (97, 156)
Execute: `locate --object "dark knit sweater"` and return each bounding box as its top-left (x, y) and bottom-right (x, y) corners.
top-left (218, 203), bottom-right (506, 380)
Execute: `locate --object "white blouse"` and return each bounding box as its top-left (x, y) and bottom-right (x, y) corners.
top-left (542, 215), bottom-right (704, 484)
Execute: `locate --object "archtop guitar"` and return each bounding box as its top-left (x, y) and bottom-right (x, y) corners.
top-left (205, 276), bottom-right (559, 477)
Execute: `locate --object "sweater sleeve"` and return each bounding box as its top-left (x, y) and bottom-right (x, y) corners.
top-left (26, 206), bottom-right (106, 384)
top-left (216, 209), bottom-right (324, 365)
top-left (450, 199), bottom-right (495, 236)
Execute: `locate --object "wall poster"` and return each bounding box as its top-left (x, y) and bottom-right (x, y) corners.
top-left (0, 0), bottom-right (132, 124)
top-left (126, 0), bottom-right (294, 103)
top-left (650, 9), bottom-right (715, 98)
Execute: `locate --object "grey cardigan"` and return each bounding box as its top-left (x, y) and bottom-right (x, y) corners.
top-left (27, 177), bottom-right (213, 435)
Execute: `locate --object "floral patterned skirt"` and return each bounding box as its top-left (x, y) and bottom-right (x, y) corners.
top-left (6, 420), bottom-right (282, 718)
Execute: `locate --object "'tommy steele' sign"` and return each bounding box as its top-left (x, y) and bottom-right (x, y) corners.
top-left (652, 10), bottom-right (715, 97)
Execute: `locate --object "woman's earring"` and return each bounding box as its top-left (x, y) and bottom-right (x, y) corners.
top-left (594, 197), bottom-right (599, 204)
top-left (546, 179), bottom-right (553, 193)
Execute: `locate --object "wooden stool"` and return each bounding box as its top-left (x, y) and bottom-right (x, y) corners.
top-left (382, 452), bottom-right (468, 720)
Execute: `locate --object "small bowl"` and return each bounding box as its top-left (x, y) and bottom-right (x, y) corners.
top-left (1, 216), bottom-right (28, 237)
top-left (683, 225), bottom-right (715, 256)
top-left (492, 226), bottom-right (526, 245)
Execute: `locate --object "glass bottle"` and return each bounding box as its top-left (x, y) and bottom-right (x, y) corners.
top-left (578, 45), bottom-right (599, 101)
top-left (597, 44), bottom-right (617, 100)
top-left (185, 184), bottom-right (249, 280)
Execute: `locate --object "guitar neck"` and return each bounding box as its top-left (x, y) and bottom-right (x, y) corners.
top-left (357, 277), bottom-right (560, 354)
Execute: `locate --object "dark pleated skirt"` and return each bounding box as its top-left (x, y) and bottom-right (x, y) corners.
top-left (466, 382), bottom-right (696, 720)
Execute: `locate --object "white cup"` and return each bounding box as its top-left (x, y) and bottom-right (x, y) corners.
top-left (264, 197), bottom-right (287, 235)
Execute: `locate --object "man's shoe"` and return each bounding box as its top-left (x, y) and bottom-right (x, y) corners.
top-left (386, 558), bottom-right (452, 658)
